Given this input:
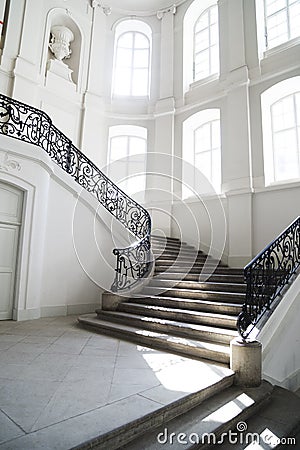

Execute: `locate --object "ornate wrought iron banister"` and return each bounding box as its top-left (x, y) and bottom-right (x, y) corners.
top-left (0, 93), bottom-right (152, 291)
top-left (237, 216), bottom-right (300, 340)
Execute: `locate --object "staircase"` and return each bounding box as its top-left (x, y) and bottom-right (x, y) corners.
top-left (79, 235), bottom-right (246, 365)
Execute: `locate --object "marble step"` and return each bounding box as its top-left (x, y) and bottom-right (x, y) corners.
top-left (95, 310), bottom-right (238, 344)
top-left (118, 302), bottom-right (238, 329)
top-left (155, 265), bottom-right (243, 275)
top-left (129, 295), bottom-right (242, 315)
top-left (148, 278), bottom-right (246, 293)
top-left (141, 286), bottom-right (245, 303)
top-left (120, 381), bottom-right (273, 450)
top-left (78, 314), bottom-right (231, 363)
top-left (152, 272), bottom-right (244, 284)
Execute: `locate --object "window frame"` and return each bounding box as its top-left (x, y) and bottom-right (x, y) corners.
top-left (193, 4), bottom-right (219, 82)
top-left (264, 0), bottom-right (300, 50)
top-left (112, 20), bottom-right (152, 98)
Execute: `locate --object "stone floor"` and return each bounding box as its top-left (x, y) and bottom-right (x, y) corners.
top-left (0, 315), bottom-right (233, 450)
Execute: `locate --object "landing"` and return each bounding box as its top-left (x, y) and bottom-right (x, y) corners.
top-left (0, 315), bottom-right (233, 450)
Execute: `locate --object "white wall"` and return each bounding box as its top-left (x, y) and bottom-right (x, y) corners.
top-left (0, 134), bottom-right (126, 320)
top-left (0, 0), bottom-right (299, 264)
top-left (258, 274), bottom-right (300, 391)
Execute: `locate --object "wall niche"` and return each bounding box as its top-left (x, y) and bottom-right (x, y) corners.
top-left (44, 9), bottom-right (82, 90)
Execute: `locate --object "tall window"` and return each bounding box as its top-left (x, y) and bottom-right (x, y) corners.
top-left (107, 126), bottom-right (147, 201)
top-left (264, 0), bottom-right (300, 49)
top-left (271, 93), bottom-right (300, 181)
top-left (183, 0), bottom-right (219, 91)
top-left (261, 77), bottom-right (300, 185)
top-left (193, 5), bottom-right (219, 81)
top-left (182, 109), bottom-right (221, 198)
top-left (112, 20), bottom-right (151, 97)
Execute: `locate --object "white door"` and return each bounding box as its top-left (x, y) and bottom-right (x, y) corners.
top-left (0, 182), bottom-right (23, 320)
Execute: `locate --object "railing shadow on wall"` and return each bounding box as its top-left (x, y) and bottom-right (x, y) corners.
top-left (0, 93), bottom-right (153, 292)
top-left (237, 216), bottom-right (300, 340)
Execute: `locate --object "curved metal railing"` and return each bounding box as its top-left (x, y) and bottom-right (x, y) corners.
top-left (0, 93), bottom-right (152, 292)
top-left (237, 216), bottom-right (300, 339)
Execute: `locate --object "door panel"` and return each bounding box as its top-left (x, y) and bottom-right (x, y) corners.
top-left (0, 182), bottom-right (23, 320)
top-left (0, 224), bottom-right (19, 319)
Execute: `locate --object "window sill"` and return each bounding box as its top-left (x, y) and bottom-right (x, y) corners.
top-left (262, 36), bottom-right (300, 60)
top-left (255, 178), bottom-right (300, 193)
top-left (189, 73), bottom-right (219, 91)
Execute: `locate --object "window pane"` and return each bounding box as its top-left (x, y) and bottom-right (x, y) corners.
top-left (274, 130), bottom-right (299, 180)
top-left (134, 33), bottom-right (149, 49)
top-left (212, 149), bottom-right (221, 184)
top-left (210, 45), bottom-right (219, 74)
top-left (266, 0), bottom-right (286, 16)
top-left (290, 1), bottom-right (300, 39)
top-left (133, 49), bottom-right (149, 68)
top-left (211, 120), bottom-right (221, 148)
top-left (195, 123), bottom-right (210, 151)
top-left (116, 48), bottom-right (132, 69)
top-left (129, 137), bottom-right (147, 155)
top-left (195, 10), bottom-right (209, 33)
top-left (210, 5), bottom-right (218, 24)
top-left (114, 68), bottom-right (131, 95)
top-left (195, 29), bottom-right (209, 52)
top-left (118, 33), bottom-right (133, 49)
top-left (272, 95), bottom-right (295, 131)
top-left (132, 69), bottom-right (148, 96)
top-left (193, 5), bottom-right (219, 81)
top-left (210, 23), bottom-right (218, 45)
top-left (195, 151), bottom-right (211, 180)
top-left (110, 136), bottom-right (128, 161)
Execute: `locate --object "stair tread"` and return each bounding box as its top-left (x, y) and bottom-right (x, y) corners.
top-left (79, 314), bottom-right (231, 354)
top-left (121, 381), bottom-right (273, 450)
top-left (131, 294), bottom-right (242, 309)
top-left (120, 302), bottom-right (238, 320)
top-left (97, 310), bottom-right (238, 337)
top-left (143, 286), bottom-right (245, 298)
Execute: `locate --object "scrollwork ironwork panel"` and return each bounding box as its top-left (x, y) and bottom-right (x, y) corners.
top-left (0, 93), bottom-right (152, 292)
top-left (237, 217), bottom-right (300, 339)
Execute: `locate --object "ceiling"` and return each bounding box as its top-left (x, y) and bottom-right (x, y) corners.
top-left (103, 0), bottom-right (187, 15)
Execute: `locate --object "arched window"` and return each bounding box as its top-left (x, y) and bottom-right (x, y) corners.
top-left (183, 0), bottom-right (219, 91)
top-left (264, 0), bottom-right (300, 50)
top-left (193, 5), bottom-right (219, 81)
top-left (112, 20), bottom-right (151, 97)
top-left (182, 109), bottom-right (221, 198)
top-left (107, 126), bottom-right (147, 201)
top-left (261, 77), bottom-right (300, 184)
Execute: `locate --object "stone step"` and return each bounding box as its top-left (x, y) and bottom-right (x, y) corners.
top-left (151, 235), bottom-right (181, 243)
top-left (152, 272), bottom-right (244, 284)
top-left (95, 310), bottom-right (238, 344)
top-left (151, 242), bottom-right (197, 251)
top-left (141, 286), bottom-right (245, 303)
top-left (154, 253), bottom-right (212, 262)
top-left (118, 302), bottom-right (238, 329)
top-left (154, 259), bottom-right (221, 267)
top-left (152, 247), bottom-right (204, 257)
top-left (149, 278), bottom-right (247, 293)
top-left (120, 381), bottom-right (273, 450)
top-left (154, 266), bottom-right (243, 275)
top-left (78, 314), bottom-right (231, 363)
top-left (216, 385), bottom-right (300, 449)
top-left (130, 295), bottom-right (242, 315)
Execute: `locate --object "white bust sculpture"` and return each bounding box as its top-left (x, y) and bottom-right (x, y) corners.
top-left (49, 25), bottom-right (74, 61)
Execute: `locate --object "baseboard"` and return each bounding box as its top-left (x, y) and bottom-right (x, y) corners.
top-left (263, 368), bottom-right (300, 392)
top-left (40, 305), bottom-right (67, 317)
top-left (67, 303), bottom-right (100, 315)
top-left (13, 308), bottom-right (41, 321)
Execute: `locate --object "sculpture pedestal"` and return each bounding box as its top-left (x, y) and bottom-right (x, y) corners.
top-left (45, 59), bottom-right (76, 93)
